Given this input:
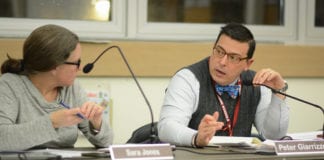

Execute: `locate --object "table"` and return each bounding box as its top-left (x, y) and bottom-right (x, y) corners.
top-left (63, 147), bottom-right (324, 160)
top-left (173, 147), bottom-right (324, 160)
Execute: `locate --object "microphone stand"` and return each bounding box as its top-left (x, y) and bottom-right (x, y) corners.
top-left (84, 45), bottom-right (158, 143)
top-left (261, 84), bottom-right (324, 139)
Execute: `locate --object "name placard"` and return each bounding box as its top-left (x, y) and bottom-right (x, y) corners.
top-left (109, 143), bottom-right (174, 160)
top-left (274, 140), bottom-right (324, 155)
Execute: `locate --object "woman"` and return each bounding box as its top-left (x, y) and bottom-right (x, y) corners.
top-left (0, 24), bottom-right (113, 151)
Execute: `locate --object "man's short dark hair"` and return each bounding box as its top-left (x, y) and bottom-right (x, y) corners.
top-left (215, 23), bottom-right (255, 59)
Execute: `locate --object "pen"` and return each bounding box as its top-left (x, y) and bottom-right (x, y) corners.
top-left (59, 101), bottom-right (85, 119)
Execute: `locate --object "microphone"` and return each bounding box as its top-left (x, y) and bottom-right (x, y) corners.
top-left (243, 81), bottom-right (324, 139)
top-left (83, 63), bottom-right (93, 74)
top-left (83, 45), bottom-right (158, 143)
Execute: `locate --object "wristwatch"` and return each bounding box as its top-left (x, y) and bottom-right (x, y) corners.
top-left (278, 81), bottom-right (288, 92)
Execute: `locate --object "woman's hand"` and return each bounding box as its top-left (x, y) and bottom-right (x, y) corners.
top-left (50, 108), bottom-right (84, 128)
top-left (80, 101), bottom-right (105, 130)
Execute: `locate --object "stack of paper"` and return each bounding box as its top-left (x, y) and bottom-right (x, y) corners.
top-left (208, 136), bottom-right (277, 154)
top-left (208, 131), bottom-right (324, 155)
top-left (208, 136), bottom-right (262, 148)
top-left (287, 131), bottom-right (323, 140)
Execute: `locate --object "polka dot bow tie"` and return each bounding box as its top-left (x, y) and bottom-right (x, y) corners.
top-left (215, 85), bottom-right (240, 99)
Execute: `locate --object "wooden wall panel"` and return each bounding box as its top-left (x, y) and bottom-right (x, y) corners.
top-left (0, 39), bottom-right (323, 77)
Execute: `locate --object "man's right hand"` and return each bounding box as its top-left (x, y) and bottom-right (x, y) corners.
top-left (195, 112), bottom-right (224, 147)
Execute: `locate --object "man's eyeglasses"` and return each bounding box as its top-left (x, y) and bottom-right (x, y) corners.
top-left (212, 46), bottom-right (249, 64)
top-left (63, 59), bottom-right (81, 69)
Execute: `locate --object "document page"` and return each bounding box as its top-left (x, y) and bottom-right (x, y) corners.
top-left (208, 136), bottom-right (277, 154)
top-left (287, 131), bottom-right (323, 140)
top-left (31, 149), bottom-right (84, 158)
top-left (208, 136), bottom-right (261, 147)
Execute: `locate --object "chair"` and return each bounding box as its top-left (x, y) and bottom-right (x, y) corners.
top-left (126, 122), bottom-right (161, 144)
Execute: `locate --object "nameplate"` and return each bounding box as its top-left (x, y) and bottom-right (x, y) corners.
top-left (109, 143), bottom-right (174, 160)
top-left (274, 140), bottom-right (324, 155)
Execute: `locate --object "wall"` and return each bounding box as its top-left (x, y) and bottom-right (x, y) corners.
top-left (1, 39), bottom-right (324, 145)
top-left (1, 39), bottom-right (324, 77)
top-left (77, 77), bottom-right (324, 145)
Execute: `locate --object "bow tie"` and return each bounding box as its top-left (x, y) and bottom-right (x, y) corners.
top-left (215, 84), bottom-right (240, 99)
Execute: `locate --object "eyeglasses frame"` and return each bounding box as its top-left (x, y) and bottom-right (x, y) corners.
top-left (212, 45), bottom-right (249, 64)
top-left (63, 59), bottom-right (81, 69)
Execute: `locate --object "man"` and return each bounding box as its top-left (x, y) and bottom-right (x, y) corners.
top-left (158, 23), bottom-right (289, 147)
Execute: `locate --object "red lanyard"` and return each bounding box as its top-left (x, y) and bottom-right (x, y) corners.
top-left (215, 80), bottom-right (241, 136)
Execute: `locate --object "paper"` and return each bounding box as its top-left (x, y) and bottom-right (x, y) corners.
top-left (208, 136), bottom-right (261, 147)
top-left (208, 136), bottom-right (277, 154)
top-left (255, 140), bottom-right (276, 154)
top-left (208, 134), bottom-right (324, 156)
top-left (30, 149), bottom-right (84, 158)
top-left (0, 151), bottom-right (62, 160)
top-left (287, 131), bottom-right (323, 140)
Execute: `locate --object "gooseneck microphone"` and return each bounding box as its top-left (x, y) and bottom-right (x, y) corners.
top-left (83, 45), bottom-right (158, 143)
top-left (244, 81), bottom-right (324, 139)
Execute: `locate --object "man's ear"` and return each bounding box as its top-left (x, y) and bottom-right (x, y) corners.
top-left (244, 59), bottom-right (254, 71)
